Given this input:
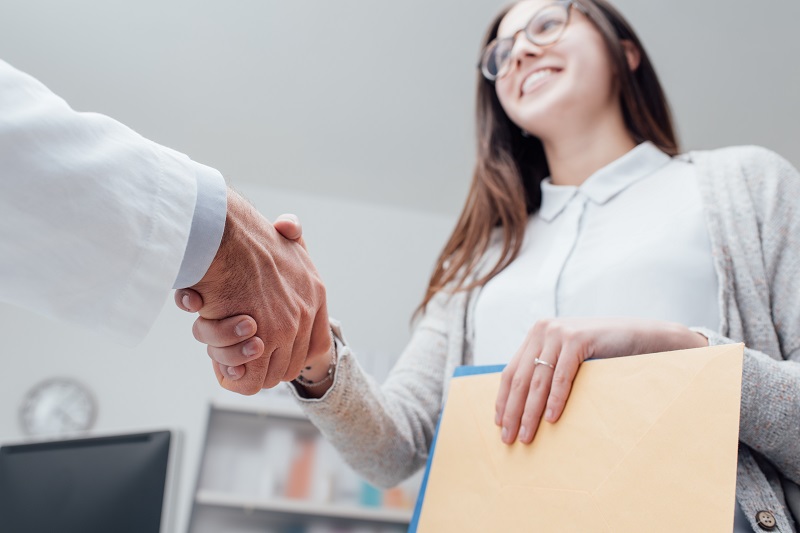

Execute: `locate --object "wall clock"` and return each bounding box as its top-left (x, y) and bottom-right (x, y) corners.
top-left (18, 378), bottom-right (98, 437)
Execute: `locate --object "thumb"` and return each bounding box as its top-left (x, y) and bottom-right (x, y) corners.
top-left (273, 213), bottom-right (306, 250)
top-left (174, 288), bottom-right (204, 312)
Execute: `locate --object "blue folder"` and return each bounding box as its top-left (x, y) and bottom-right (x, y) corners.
top-left (407, 365), bottom-right (505, 532)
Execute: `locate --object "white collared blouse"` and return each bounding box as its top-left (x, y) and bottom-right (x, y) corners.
top-left (473, 141), bottom-right (720, 364)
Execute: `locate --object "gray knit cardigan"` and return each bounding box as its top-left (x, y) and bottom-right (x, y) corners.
top-left (290, 146), bottom-right (800, 532)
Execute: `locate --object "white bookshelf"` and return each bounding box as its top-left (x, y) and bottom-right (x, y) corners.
top-left (189, 390), bottom-right (419, 533)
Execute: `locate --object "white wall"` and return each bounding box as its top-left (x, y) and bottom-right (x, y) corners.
top-left (0, 186), bottom-right (456, 533)
top-left (611, 0), bottom-right (800, 158)
top-left (2, 0), bottom-right (798, 219)
top-left (0, 0), bottom-right (499, 215)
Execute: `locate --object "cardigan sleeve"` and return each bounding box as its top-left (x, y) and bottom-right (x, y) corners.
top-left (743, 148), bottom-right (800, 484)
top-left (692, 147), bottom-right (800, 486)
top-left (285, 289), bottom-right (456, 489)
top-left (692, 327), bottom-right (800, 486)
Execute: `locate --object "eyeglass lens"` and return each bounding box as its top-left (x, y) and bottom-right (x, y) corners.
top-left (482, 3), bottom-right (571, 80)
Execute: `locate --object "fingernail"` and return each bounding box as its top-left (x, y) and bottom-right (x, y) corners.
top-left (226, 366), bottom-right (238, 377)
top-left (242, 340), bottom-right (259, 357)
top-left (501, 427), bottom-right (509, 442)
top-left (235, 320), bottom-right (254, 337)
top-left (519, 426), bottom-right (529, 442)
top-left (545, 408), bottom-right (554, 422)
top-left (181, 294), bottom-right (191, 310)
top-left (495, 412), bottom-right (500, 426)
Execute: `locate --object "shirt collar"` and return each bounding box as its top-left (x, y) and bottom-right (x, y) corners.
top-left (538, 141), bottom-right (672, 222)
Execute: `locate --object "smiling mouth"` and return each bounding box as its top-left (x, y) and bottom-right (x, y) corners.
top-left (521, 68), bottom-right (561, 95)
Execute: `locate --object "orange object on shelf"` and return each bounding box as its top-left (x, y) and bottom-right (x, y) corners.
top-left (285, 439), bottom-right (315, 499)
top-left (383, 487), bottom-right (408, 509)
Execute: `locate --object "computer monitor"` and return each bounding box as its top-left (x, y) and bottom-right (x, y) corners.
top-left (0, 430), bottom-right (177, 533)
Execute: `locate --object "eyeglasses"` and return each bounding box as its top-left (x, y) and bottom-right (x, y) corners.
top-left (480, 0), bottom-right (584, 81)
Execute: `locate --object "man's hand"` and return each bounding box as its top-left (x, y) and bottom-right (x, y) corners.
top-left (179, 189), bottom-right (329, 395)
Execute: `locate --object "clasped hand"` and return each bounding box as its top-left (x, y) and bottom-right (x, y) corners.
top-left (176, 190), bottom-right (329, 396)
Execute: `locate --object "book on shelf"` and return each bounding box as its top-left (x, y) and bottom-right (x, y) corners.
top-left (285, 437), bottom-right (315, 499)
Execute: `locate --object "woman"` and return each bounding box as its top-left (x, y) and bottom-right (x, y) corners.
top-left (180, 1), bottom-right (800, 530)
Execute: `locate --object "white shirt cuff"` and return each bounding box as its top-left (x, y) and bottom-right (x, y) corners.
top-left (172, 163), bottom-right (227, 288)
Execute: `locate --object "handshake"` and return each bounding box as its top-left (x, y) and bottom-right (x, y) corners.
top-left (175, 189), bottom-right (330, 396)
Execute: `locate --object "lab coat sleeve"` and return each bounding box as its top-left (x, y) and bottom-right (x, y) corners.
top-left (0, 59), bottom-right (226, 344)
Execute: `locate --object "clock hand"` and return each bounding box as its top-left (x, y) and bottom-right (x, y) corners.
top-left (55, 408), bottom-right (78, 427)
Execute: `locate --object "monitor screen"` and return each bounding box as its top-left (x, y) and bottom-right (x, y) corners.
top-left (0, 430), bottom-right (172, 533)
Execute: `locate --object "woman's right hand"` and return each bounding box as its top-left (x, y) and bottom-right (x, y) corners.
top-left (175, 214), bottom-right (312, 382)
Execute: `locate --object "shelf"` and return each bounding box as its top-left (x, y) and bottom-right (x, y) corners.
top-left (195, 490), bottom-right (413, 524)
top-left (210, 400), bottom-right (308, 422)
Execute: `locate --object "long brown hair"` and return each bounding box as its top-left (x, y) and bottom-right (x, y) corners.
top-left (417, 0), bottom-right (678, 314)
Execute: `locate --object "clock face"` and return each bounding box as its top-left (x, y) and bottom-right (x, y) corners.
top-left (18, 378), bottom-right (97, 437)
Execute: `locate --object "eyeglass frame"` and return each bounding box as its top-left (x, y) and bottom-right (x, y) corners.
top-left (479, 0), bottom-right (588, 82)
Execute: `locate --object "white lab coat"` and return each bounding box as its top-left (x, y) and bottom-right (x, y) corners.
top-left (0, 60), bottom-right (217, 343)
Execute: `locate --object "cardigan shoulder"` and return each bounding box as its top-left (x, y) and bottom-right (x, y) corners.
top-left (684, 145), bottom-right (799, 192)
top-left (683, 145), bottom-right (800, 230)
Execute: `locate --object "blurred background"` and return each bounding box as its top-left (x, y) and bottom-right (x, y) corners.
top-left (1, 0), bottom-right (798, 531)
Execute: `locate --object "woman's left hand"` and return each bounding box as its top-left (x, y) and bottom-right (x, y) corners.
top-left (495, 318), bottom-right (708, 445)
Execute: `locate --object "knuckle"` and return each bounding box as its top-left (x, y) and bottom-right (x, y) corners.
top-left (317, 280), bottom-right (327, 299)
top-left (567, 326), bottom-right (585, 342)
top-left (545, 320), bottom-right (564, 337)
top-left (296, 306), bottom-right (310, 326)
top-left (274, 315), bottom-right (295, 338)
top-left (510, 375), bottom-right (529, 393)
top-left (551, 372), bottom-right (571, 388)
top-left (547, 389), bottom-right (565, 407)
top-left (560, 325), bottom-right (576, 340)
top-left (530, 375), bottom-right (547, 390)
top-left (502, 412), bottom-right (519, 429)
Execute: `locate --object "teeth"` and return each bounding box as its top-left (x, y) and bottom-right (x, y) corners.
top-left (522, 68), bottom-right (556, 94)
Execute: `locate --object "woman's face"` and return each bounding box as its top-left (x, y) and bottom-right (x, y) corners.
top-left (494, 0), bottom-right (620, 141)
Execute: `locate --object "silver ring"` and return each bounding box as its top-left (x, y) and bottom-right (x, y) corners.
top-left (533, 357), bottom-right (555, 370)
